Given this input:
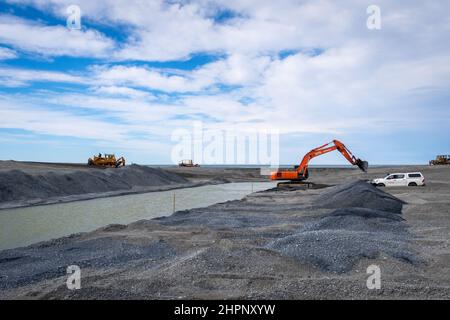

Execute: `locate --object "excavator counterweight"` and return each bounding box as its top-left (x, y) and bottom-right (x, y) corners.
top-left (270, 139), bottom-right (368, 183)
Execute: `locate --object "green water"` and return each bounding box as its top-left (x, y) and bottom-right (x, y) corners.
top-left (0, 182), bottom-right (276, 250)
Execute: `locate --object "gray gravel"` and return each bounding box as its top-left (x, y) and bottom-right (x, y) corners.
top-left (323, 207), bottom-right (405, 221)
top-left (155, 198), bottom-right (311, 229)
top-left (267, 229), bottom-right (418, 273)
top-left (0, 236), bottom-right (176, 290)
top-left (267, 181), bottom-right (419, 273)
top-left (314, 180), bottom-right (405, 213)
top-left (1, 167), bottom-right (449, 299)
top-left (0, 165), bottom-right (188, 202)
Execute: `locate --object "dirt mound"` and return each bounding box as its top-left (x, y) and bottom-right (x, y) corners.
top-left (155, 200), bottom-right (292, 229)
top-left (323, 207), bottom-right (405, 221)
top-left (267, 183), bottom-right (419, 273)
top-left (0, 165), bottom-right (188, 203)
top-left (0, 237), bottom-right (176, 290)
top-left (314, 180), bottom-right (405, 213)
top-left (267, 229), bottom-right (418, 273)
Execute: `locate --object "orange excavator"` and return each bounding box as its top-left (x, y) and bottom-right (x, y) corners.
top-left (270, 139), bottom-right (368, 184)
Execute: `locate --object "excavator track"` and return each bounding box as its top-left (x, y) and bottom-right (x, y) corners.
top-left (276, 181), bottom-right (331, 190)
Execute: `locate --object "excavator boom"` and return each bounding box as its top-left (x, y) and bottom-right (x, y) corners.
top-left (271, 139), bottom-right (368, 181)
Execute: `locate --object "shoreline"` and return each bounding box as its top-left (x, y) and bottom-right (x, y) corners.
top-left (0, 181), bottom-right (201, 210)
top-left (0, 179), bottom-right (271, 211)
top-left (0, 162), bottom-right (442, 210)
top-left (0, 161), bottom-right (267, 210)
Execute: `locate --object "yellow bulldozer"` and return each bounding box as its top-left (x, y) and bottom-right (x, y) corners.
top-left (88, 153), bottom-right (126, 168)
top-left (429, 155), bottom-right (450, 165)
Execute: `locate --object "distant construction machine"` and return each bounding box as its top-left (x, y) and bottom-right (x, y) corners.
top-left (270, 139), bottom-right (368, 186)
top-left (429, 155), bottom-right (450, 165)
top-left (178, 159), bottom-right (200, 167)
top-left (88, 153), bottom-right (126, 168)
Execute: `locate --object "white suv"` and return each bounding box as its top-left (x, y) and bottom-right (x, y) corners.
top-left (372, 172), bottom-right (425, 187)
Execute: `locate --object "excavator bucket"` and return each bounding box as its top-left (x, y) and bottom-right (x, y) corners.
top-left (355, 159), bottom-right (369, 172)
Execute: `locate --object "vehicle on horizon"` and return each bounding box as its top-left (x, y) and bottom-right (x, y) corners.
top-left (88, 153), bottom-right (126, 168)
top-left (371, 172), bottom-right (425, 187)
top-left (429, 155), bottom-right (450, 165)
top-left (178, 159), bottom-right (200, 167)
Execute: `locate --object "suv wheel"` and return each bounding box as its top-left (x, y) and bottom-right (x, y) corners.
top-left (408, 182), bottom-right (417, 186)
top-left (377, 183), bottom-right (385, 187)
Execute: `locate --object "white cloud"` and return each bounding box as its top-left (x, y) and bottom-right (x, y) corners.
top-left (92, 86), bottom-right (154, 99)
top-left (4, 0), bottom-right (450, 62)
top-left (92, 65), bottom-right (210, 92)
top-left (1, 0), bottom-right (449, 162)
top-left (90, 53), bottom-right (271, 93)
top-left (0, 15), bottom-right (114, 57)
top-left (0, 47), bottom-right (17, 60)
top-left (4, 0), bottom-right (356, 60)
top-left (0, 96), bottom-right (127, 141)
top-left (0, 67), bottom-right (86, 87)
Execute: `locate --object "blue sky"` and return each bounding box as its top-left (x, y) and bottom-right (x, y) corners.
top-left (0, 0), bottom-right (449, 165)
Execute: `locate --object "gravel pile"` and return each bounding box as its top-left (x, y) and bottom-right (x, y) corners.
top-left (0, 237), bottom-right (176, 290)
top-left (267, 181), bottom-right (419, 273)
top-left (156, 199), bottom-right (308, 229)
top-left (267, 228), bottom-right (418, 273)
top-left (314, 180), bottom-right (405, 213)
top-left (322, 207), bottom-right (405, 222)
top-left (0, 165), bottom-right (188, 202)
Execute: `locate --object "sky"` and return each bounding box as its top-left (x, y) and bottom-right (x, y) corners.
top-left (0, 0), bottom-right (449, 165)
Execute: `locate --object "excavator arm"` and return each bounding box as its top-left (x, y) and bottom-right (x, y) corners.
top-left (270, 139), bottom-right (368, 181)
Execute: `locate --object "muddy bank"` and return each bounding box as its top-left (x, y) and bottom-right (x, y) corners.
top-left (0, 162), bottom-right (269, 209)
top-left (0, 182), bottom-right (274, 251)
top-left (0, 164), bottom-right (195, 209)
top-left (267, 181), bottom-right (418, 273)
top-left (1, 169), bottom-right (449, 299)
top-left (0, 165), bottom-right (189, 202)
top-left (1, 161), bottom-right (441, 210)
top-left (165, 166), bottom-right (265, 182)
